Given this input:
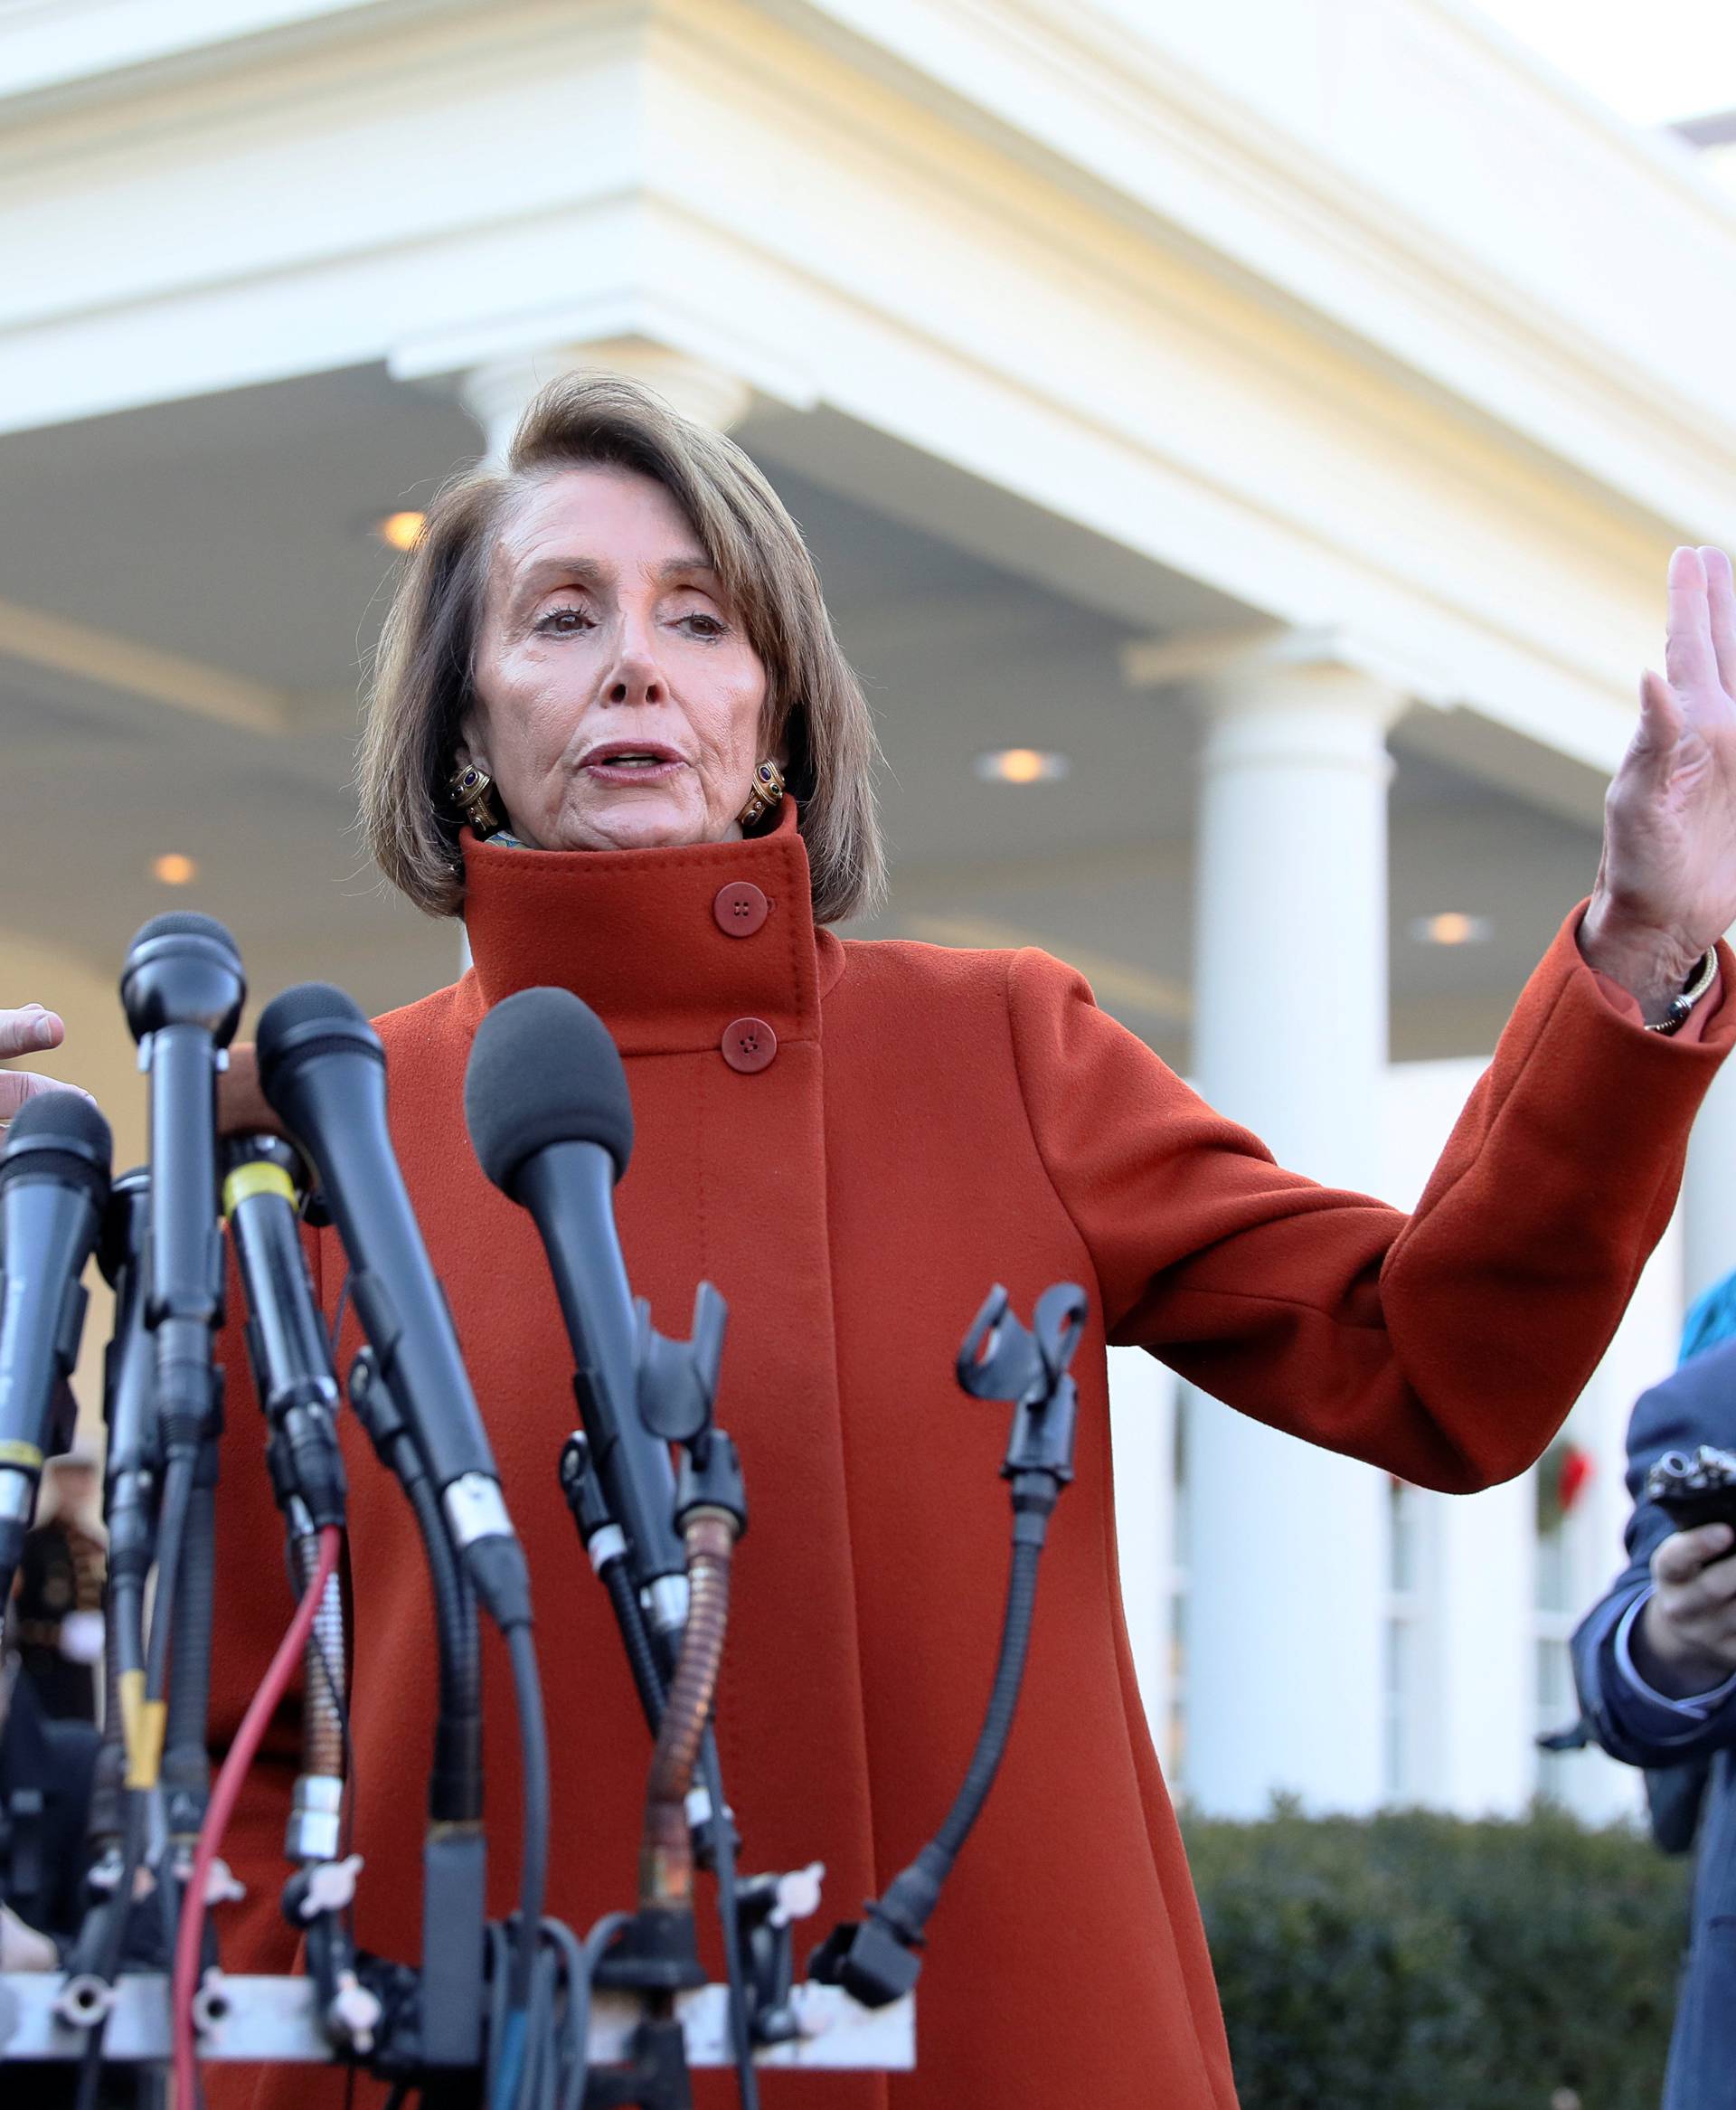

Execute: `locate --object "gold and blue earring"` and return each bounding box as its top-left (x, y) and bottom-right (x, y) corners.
top-left (451, 761), bottom-right (507, 839)
top-left (736, 760), bottom-right (786, 833)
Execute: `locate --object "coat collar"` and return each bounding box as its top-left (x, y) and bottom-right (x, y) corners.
top-left (461, 798), bottom-right (842, 1057)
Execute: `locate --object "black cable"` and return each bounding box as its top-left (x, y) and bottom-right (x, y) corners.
top-left (71, 1789), bottom-right (148, 2110)
top-left (505, 1623), bottom-right (550, 2020)
top-left (142, 1448), bottom-right (196, 1725)
top-left (933, 1531), bottom-right (1042, 1861)
top-left (874, 1524), bottom-right (1046, 1951)
top-left (698, 1731), bottom-right (760, 2110)
top-left (483, 1912), bottom-right (627, 2110)
top-left (599, 1556), bottom-right (665, 1736)
top-left (814, 1494), bottom-right (1059, 2013)
top-left (164, 1477), bottom-right (218, 1823)
top-left (567, 1914), bottom-right (628, 2110)
top-left (138, 1444), bottom-right (197, 1964)
top-left (327, 1267), bottom-right (352, 1364)
top-left (401, 1471), bottom-right (482, 1822)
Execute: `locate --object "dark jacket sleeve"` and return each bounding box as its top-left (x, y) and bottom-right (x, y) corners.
top-left (1573, 1339), bottom-right (1736, 1767)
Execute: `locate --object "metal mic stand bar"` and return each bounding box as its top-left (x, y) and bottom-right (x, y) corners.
top-left (0, 1971), bottom-right (915, 2071)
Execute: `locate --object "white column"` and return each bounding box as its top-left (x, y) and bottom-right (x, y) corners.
top-left (1427, 1478), bottom-right (1535, 1813)
top-left (1684, 937), bottom-right (1736, 1306)
top-left (1109, 1346), bottom-right (1177, 1742)
top-left (1182, 643), bottom-right (1403, 1817)
top-left (458, 336), bottom-right (753, 464)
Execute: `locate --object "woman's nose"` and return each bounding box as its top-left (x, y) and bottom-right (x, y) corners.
top-left (604, 621), bottom-right (665, 705)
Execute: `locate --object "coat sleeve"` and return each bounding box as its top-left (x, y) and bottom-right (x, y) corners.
top-left (1573, 1345), bottom-right (1736, 1767)
top-left (1005, 904), bottom-right (1734, 1493)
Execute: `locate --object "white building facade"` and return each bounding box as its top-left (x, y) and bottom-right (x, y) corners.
top-left (6, 0), bottom-right (1736, 1823)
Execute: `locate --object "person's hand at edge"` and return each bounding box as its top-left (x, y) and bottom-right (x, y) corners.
top-left (1582, 545), bottom-right (1736, 1022)
top-left (0, 1005), bottom-right (92, 1121)
top-left (1636, 1522), bottom-right (1736, 1698)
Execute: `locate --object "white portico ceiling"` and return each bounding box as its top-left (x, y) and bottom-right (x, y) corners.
top-left (0, 363), bottom-right (1601, 1067)
top-left (0, 0), bottom-right (1721, 822)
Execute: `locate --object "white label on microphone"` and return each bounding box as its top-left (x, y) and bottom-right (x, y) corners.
top-left (440, 1471), bottom-right (514, 1550)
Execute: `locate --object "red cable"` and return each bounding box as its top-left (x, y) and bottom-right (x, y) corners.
top-left (172, 1524), bottom-right (343, 2109)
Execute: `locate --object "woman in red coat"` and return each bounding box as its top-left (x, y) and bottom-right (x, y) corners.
top-left (209, 373), bottom-right (1736, 2108)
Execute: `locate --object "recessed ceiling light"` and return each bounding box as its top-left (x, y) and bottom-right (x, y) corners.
top-left (975, 748), bottom-right (1071, 785)
top-left (151, 853), bottom-right (198, 887)
top-left (376, 510), bottom-right (426, 552)
top-left (1410, 912), bottom-right (1491, 946)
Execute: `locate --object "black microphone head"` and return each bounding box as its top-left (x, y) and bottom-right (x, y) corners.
top-left (465, 988), bottom-right (633, 1193)
top-left (1, 1090), bottom-right (113, 1208)
top-left (120, 913), bottom-right (245, 1046)
top-left (256, 983), bottom-right (383, 1109)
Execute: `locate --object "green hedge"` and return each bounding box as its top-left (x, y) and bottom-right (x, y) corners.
top-left (1182, 1802), bottom-right (1691, 2109)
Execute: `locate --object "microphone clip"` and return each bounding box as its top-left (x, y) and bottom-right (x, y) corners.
top-left (634, 1284), bottom-right (726, 1451)
top-left (956, 1281), bottom-right (1087, 1490)
top-left (633, 1285), bottom-right (746, 1536)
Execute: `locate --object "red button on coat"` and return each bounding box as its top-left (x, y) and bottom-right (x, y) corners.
top-left (721, 1017), bottom-right (777, 1074)
top-left (713, 881), bottom-right (769, 936)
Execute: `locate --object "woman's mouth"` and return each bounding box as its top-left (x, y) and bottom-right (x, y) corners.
top-left (580, 745), bottom-right (685, 783)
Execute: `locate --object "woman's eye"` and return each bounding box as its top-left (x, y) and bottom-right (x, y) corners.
top-left (679, 610), bottom-right (726, 638)
top-left (534, 604), bottom-right (593, 635)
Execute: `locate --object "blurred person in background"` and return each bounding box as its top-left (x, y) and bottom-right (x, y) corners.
top-left (1574, 1273), bottom-right (1736, 2110)
top-left (0, 1010), bottom-right (105, 1737)
top-left (7, 1452), bottom-right (106, 1727)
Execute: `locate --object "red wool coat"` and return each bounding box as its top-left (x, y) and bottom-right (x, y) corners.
top-left (210, 801), bottom-right (1732, 2109)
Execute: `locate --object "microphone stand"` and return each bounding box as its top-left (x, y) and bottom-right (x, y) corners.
top-left (222, 1135), bottom-right (381, 2062)
top-left (118, 916), bottom-right (244, 1973)
top-left (53, 1174), bottom-right (168, 2110)
top-left (161, 1406), bottom-right (222, 1905)
top-left (810, 1282), bottom-right (1085, 2009)
top-left (347, 1345), bottom-right (487, 2080)
top-left (86, 1176), bottom-right (153, 1895)
top-left (556, 1288), bottom-right (775, 2110)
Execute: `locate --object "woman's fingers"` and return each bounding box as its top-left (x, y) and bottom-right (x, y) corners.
top-left (1632, 667), bottom-right (1684, 765)
top-left (1665, 544), bottom-right (1721, 699)
top-left (0, 1005), bottom-right (64, 1060)
top-left (0, 1007), bottom-right (96, 1123)
top-left (0, 1069), bottom-right (94, 1121)
top-left (216, 1045), bottom-right (280, 1139)
top-left (1702, 545), bottom-right (1736, 700)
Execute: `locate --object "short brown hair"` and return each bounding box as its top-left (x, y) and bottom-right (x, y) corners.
top-left (359, 371), bottom-right (885, 924)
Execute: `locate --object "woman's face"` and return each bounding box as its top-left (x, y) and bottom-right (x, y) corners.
top-left (463, 466), bottom-right (769, 854)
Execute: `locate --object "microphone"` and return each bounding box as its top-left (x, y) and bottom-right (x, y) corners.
top-left (119, 913), bottom-right (244, 1455)
top-left (255, 983), bottom-right (528, 1632)
top-left (90, 1169), bottom-right (151, 1844)
top-left (222, 1134), bottom-right (347, 1533)
top-left (464, 987), bottom-right (686, 1628)
top-left (0, 1091), bottom-right (112, 1597)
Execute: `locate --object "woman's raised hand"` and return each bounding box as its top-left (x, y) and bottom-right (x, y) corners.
top-left (1582, 545), bottom-right (1736, 1020)
top-left (0, 1005), bottom-right (80, 1122)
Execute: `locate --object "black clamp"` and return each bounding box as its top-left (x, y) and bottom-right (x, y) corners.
top-left (636, 1285), bottom-right (746, 1536)
top-left (957, 1280), bottom-right (1087, 1492)
top-left (724, 1863), bottom-right (825, 2046)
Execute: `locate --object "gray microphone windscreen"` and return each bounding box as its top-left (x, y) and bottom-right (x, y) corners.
top-left (464, 988), bottom-right (633, 1192)
top-left (1, 1089), bottom-right (113, 1197)
top-left (256, 983), bottom-right (379, 1100)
